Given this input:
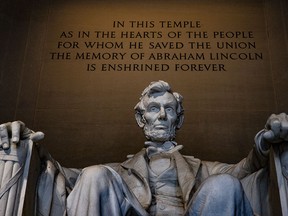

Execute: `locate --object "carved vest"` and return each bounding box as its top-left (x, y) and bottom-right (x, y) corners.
top-left (147, 154), bottom-right (184, 216)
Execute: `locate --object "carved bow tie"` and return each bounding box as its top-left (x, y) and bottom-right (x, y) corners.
top-left (145, 141), bottom-right (183, 159)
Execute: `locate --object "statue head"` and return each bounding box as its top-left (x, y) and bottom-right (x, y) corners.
top-left (134, 80), bottom-right (184, 142)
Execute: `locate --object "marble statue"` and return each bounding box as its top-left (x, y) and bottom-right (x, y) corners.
top-left (0, 80), bottom-right (288, 216)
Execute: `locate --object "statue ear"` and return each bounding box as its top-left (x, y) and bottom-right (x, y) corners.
top-left (176, 114), bottom-right (184, 129)
top-left (135, 112), bottom-right (145, 128)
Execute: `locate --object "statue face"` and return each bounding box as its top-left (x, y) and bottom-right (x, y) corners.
top-left (142, 91), bottom-right (178, 142)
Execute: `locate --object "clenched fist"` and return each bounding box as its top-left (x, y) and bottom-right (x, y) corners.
top-left (263, 113), bottom-right (288, 144)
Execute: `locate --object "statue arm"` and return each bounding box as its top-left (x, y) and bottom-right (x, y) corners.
top-left (0, 121), bottom-right (80, 187)
top-left (0, 121), bottom-right (82, 215)
top-left (204, 143), bottom-right (268, 179)
top-left (204, 113), bottom-right (288, 179)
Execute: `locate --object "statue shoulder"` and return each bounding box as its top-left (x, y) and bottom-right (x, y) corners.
top-left (104, 162), bottom-right (122, 171)
top-left (183, 155), bottom-right (201, 164)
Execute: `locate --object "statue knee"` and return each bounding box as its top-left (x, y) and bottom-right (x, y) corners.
top-left (188, 174), bottom-right (253, 215)
top-left (201, 174), bottom-right (242, 195)
top-left (80, 165), bottom-right (112, 182)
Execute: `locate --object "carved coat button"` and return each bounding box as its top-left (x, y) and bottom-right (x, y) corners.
top-left (128, 169), bottom-right (132, 175)
top-left (159, 203), bottom-right (165, 210)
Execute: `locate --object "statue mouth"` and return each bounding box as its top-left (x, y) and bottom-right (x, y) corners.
top-left (154, 125), bottom-right (168, 129)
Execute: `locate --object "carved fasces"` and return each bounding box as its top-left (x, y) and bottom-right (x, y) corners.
top-left (0, 139), bottom-right (33, 215)
top-left (0, 121), bottom-right (44, 216)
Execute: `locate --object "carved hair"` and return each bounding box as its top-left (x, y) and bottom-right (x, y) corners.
top-left (134, 80), bottom-right (184, 118)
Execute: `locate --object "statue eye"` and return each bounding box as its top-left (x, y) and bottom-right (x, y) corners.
top-left (166, 107), bottom-right (174, 112)
top-left (150, 106), bottom-right (159, 112)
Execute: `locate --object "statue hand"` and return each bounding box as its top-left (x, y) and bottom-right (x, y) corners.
top-left (263, 113), bottom-right (288, 144)
top-left (0, 121), bottom-right (44, 149)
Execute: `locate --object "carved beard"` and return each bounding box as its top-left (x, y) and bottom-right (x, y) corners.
top-left (143, 125), bottom-right (176, 142)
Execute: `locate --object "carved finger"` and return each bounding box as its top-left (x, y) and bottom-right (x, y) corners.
top-left (11, 121), bottom-right (21, 143)
top-left (263, 130), bottom-right (276, 142)
top-left (0, 124), bottom-right (10, 149)
top-left (265, 114), bottom-right (277, 130)
top-left (18, 121), bottom-right (33, 140)
top-left (271, 119), bottom-right (281, 137)
top-left (30, 131), bottom-right (45, 142)
top-left (281, 120), bottom-right (288, 141)
top-left (278, 112), bottom-right (287, 121)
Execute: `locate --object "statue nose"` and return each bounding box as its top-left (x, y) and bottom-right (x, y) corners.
top-left (158, 107), bottom-right (167, 120)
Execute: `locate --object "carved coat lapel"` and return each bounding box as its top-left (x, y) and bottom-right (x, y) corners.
top-left (120, 149), bottom-right (152, 209)
top-left (172, 151), bottom-right (201, 206)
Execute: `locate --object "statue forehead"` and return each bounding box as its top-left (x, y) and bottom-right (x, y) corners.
top-left (142, 91), bottom-right (177, 107)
